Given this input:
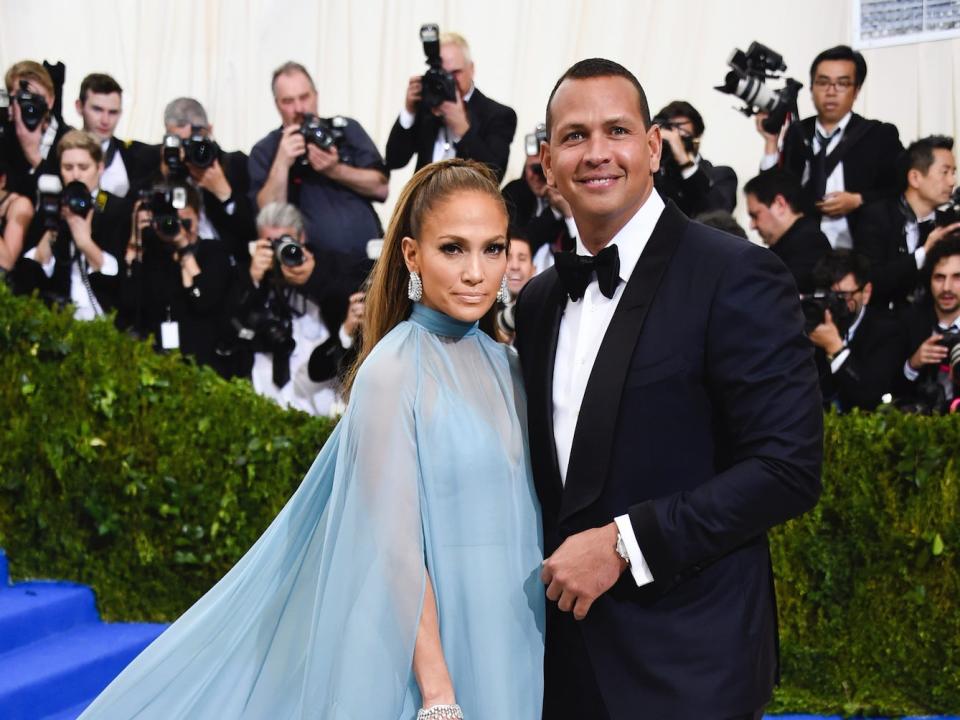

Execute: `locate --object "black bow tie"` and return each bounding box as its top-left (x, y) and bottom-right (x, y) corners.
top-left (554, 245), bottom-right (621, 301)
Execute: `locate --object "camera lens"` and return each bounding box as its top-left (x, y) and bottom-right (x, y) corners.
top-left (185, 136), bottom-right (216, 168)
top-left (273, 235), bottom-right (305, 267)
top-left (154, 212), bottom-right (182, 238)
top-left (62, 181), bottom-right (93, 217)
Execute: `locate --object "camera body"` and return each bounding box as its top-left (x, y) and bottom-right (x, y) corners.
top-left (35, 174), bottom-right (94, 231)
top-left (139, 185), bottom-right (187, 239)
top-left (524, 123), bottom-right (548, 179)
top-left (271, 234), bottom-right (305, 268)
top-left (182, 127), bottom-right (220, 169)
top-left (419, 23), bottom-right (457, 109)
top-left (799, 290), bottom-right (852, 335)
top-left (298, 114), bottom-right (351, 165)
top-left (935, 187), bottom-right (960, 229)
top-left (715, 41), bottom-right (802, 135)
top-left (162, 133), bottom-right (187, 181)
top-left (13, 80), bottom-right (49, 132)
top-left (652, 115), bottom-right (699, 168)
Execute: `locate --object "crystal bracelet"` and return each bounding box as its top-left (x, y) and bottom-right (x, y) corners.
top-left (417, 703), bottom-right (464, 719)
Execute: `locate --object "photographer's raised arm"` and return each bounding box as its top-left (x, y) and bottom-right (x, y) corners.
top-left (254, 126), bottom-right (305, 209)
top-left (323, 160), bottom-right (389, 202)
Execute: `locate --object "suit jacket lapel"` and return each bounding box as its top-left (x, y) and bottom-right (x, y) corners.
top-left (559, 202), bottom-right (688, 522)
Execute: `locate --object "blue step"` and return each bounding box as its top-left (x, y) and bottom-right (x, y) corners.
top-left (0, 621), bottom-right (166, 720)
top-left (40, 697), bottom-right (95, 720)
top-left (0, 550), bottom-right (8, 586)
top-left (0, 581), bottom-right (99, 654)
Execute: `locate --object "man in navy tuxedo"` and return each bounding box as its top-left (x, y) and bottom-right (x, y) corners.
top-left (514, 59), bottom-right (823, 720)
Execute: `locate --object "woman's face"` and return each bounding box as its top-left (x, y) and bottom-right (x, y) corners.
top-left (403, 190), bottom-right (508, 323)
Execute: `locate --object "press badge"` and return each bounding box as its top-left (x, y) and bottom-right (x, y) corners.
top-left (160, 321), bottom-right (180, 349)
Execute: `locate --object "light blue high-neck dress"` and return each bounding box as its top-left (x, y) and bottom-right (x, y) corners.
top-left (78, 303), bottom-right (545, 719)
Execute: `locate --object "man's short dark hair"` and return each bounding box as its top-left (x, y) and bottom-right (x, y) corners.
top-left (545, 58), bottom-right (651, 140)
top-left (694, 210), bottom-right (747, 239)
top-left (923, 234), bottom-right (960, 287)
top-left (655, 100), bottom-right (704, 137)
top-left (810, 45), bottom-right (867, 88)
top-left (812, 249), bottom-right (871, 290)
top-left (899, 135), bottom-right (955, 187)
top-left (743, 169), bottom-right (805, 214)
top-left (79, 73), bottom-right (122, 104)
top-left (507, 225), bottom-right (533, 253)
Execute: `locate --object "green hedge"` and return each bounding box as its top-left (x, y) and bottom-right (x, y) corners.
top-left (0, 285), bottom-right (958, 716)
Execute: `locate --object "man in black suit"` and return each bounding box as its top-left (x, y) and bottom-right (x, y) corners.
top-left (807, 250), bottom-right (905, 411)
top-left (385, 32), bottom-right (517, 182)
top-left (654, 100), bottom-right (738, 217)
top-left (514, 58), bottom-right (823, 720)
top-left (856, 135), bottom-right (960, 312)
top-left (744, 168), bottom-right (831, 292)
top-left (74, 73), bottom-right (157, 198)
top-left (757, 45), bottom-right (902, 250)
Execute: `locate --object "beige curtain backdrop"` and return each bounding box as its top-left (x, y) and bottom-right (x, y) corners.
top-left (1, 0), bottom-right (957, 234)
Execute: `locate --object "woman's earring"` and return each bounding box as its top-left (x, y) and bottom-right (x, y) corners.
top-left (408, 270), bottom-right (423, 302)
top-left (497, 275), bottom-right (510, 304)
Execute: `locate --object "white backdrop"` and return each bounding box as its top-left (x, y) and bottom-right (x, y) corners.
top-left (2, 0), bottom-right (957, 233)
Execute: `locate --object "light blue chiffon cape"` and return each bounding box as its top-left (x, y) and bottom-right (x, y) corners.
top-left (78, 303), bottom-right (545, 719)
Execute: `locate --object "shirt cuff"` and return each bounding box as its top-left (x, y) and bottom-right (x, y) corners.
top-left (95, 252), bottom-right (119, 277)
top-left (224, 199), bottom-right (236, 216)
top-left (680, 161), bottom-right (700, 180)
top-left (338, 325), bottom-right (354, 349)
top-left (759, 152), bottom-right (778, 171)
top-left (614, 514), bottom-right (655, 587)
top-left (915, 247), bottom-right (926, 270)
top-left (564, 216), bottom-right (578, 240)
top-left (398, 107), bottom-right (416, 130)
top-left (829, 347), bottom-right (851, 373)
top-left (903, 359), bottom-right (920, 382)
top-left (24, 246), bottom-right (56, 277)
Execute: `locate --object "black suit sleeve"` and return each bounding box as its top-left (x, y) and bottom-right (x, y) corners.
top-left (859, 123), bottom-right (903, 206)
top-left (385, 117), bottom-right (418, 171)
top-left (855, 201), bottom-right (919, 307)
top-left (203, 150), bottom-right (256, 260)
top-left (829, 321), bottom-right (905, 411)
top-left (628, 243), bottom-right (823, 583)
top-left (454, 104), bottom-right (517, 182)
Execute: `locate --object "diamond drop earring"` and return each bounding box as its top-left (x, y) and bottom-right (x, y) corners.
top-left (408, 270), bottom-right (423, 302)
top-left (497, 275), bottom-right (510, 304)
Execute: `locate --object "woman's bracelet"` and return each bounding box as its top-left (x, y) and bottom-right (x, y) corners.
top-left (417, 703), bottom-right (463, 719)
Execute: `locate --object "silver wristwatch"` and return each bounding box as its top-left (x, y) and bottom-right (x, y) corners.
top-left (615, 532), bottom-right (631, 566)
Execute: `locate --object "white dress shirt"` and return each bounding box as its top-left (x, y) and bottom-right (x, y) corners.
top-left (398, 86), bottom-right (475, 162)
top-left (761, 112), bottom-right (854, 250)
top-left (827, 304), bottom-right (866, 373)
top-left (553, 190), bottom-right (665, 587)
top-left (99, 138), bottom-right (130, 198)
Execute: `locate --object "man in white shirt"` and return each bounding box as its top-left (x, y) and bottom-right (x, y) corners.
top-left (514, 58), bottom-right (822, 720)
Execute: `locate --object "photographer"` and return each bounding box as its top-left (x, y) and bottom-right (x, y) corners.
top-left (230, 202), bottom-right (361, 416)
top-left (744, 168), bottom-right (831, 292)
top-left (75, 73), bottom-right (158, 198)
top-left (249, 62), bottom-right (387, 263)
top-left (1, 60), bottom-right (72, 198)
top-left (385, 30), bottom-right (516, 182)
top-left (496, 227), bottom-right (536, 343)
top-left (119, 183), bottom-right (239, 377)
top-left (808, 250), bottom-right (905, 412)
top-left (654, 100), bottom-right (737, 216)
top-left (0, 157), bottom-right (34, 275)
top-left (146, 97), bottom-right (255, 262)
top-left (900, 236), bottom-right (960, 412)
top-left (501, 132), bottom-right (576, 261)
top-left (758, 45), bottom-right (902, 249)
top-left (11, 130), bottom-right (127, 319)
top-left (856, 135), bottom-right (960, 312)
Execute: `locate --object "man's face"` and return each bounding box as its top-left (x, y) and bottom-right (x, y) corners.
top-left (60, 148), bottom-right (103, 192)
top-left (811, 59), bottom-right (859, 126)
top-left (165, 122), bottom-right (210, 141)
top-left (542, 76), bottom-right (659, 238)
top-left (832, 272), bottom-right (870, 317)
top-left (746, 193), bottom-right (791, 245)
top-left (9, 75), bottom-right (54, 126)
top-left (505, 238), bottom-right (536, 296)
top-left (76, 92), bottom-right (122, 143)
top-left (440, 43), bottom-right (474, 98)
top-left (260, 224), bottom-right (302, 245)
top-left (931, 255), bottom-right (960, 317)
top-left (273, 71), bottom-right (318, 127)
top-left (523, 153), bottom-right (547, 194)
top-left (911, 148), bottom-right (957, 207)
top-left (175, 205), bottom-right (200, 245)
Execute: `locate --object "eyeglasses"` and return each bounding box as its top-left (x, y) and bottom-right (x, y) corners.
top-left (833, 286), bottom-right (864, 300)
top-left (813, 78), bottom-right (855, 92)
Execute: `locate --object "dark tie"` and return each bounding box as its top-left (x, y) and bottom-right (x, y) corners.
top-left (554, 245), bottom-right (621, 301)
top-left (810, 129), bottom-right (839, 201)
top-left (918, 219), bottom-right (936, 245)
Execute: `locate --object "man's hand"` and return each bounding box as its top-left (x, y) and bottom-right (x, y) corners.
top-left (809, 309), bottom-right (845, 355)
top-left (306, 144), bottom-right (339, 175)
top-left (342, 291), bottom-right (365, 337)
top-left (541, 521), bottom-right (626, 621)
top-left (909, 333), bottom-right (948, 370)
top-left (12, 101), bottom-right (45, 168)
top-left (127, 201), bottom-right (151, 264)
top-left (924, 222), bottom-right (960, 254)
top-left (189, 158), bottom-right (232, 202)
top-left (660, 126), bottom-right (693, 166)
top-left (404, 75), bottom-right (423, 114)
top-left (249, 238), bottom-right (275, 284)
top-left (34, 230), bottom-right (56, 266)
top-left (755, 112), bottom-right (780, 155)
top-left (435, 90), bottom-right (470, 140)
top-left (275, 125), bottom-right (307, 170)
top-left (816, 191), bottom-right (863, 218)
top-left (544, 186), bottom-right (573, 218)
top-left (280, 245), bottom-right (316, 286)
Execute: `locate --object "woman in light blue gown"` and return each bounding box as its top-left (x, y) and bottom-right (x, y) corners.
top-left (78, 159), bottom-right (545, 720)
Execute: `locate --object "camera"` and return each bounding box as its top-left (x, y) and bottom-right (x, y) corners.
top-left (182, 126), bottom-right (219, 169)
top-left (798, 290), bottom-right (852, 335)
top-left (139, 185), bottom-right (187, 239)
top-left (62, 180), bottom-right (94, 217)
top-left (939, 328), bottom-right (960, 381)
top-left (524, 123), bottom-right (547, 179)
top-left (13, 80), bottom-right (49, 132)
top-left (298, 114), bottom-right (351, 165)
top-left (419, 23), bottom-right (457, 109)
top-left (714, 42), bottom-right (802, 135)
top-left (652, 115), bottom-right (699, 167)
top-left (34, 175), bottom-right (94, 231)
top-left (161, 133), bottom-right (188, 181)
top-left (0, 87), bottom-right (9, 139)
top-left (271, 234), bottom-right (305, 267)
top-left (935, 187), bottom-right (960, 229)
